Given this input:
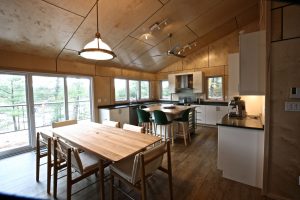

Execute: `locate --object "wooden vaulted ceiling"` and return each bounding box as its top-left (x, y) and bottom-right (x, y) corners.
top-left (0, 0), bottom-right (259, 72)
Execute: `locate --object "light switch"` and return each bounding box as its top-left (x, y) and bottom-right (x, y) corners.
top-left (285, 102), bottom-right (300, 111)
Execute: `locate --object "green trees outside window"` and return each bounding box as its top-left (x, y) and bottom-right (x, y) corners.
top-left (161, 80), bottom-right (171, 100)
top-left (140, 81), bottom-right (149, 99)
top-left (207, 76), bottom-right (223, 100)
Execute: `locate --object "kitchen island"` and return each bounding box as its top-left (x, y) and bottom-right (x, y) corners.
top-left (217, 115), bottom-right (264, 188)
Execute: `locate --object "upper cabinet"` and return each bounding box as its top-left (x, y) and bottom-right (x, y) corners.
top-left (239, 31), bottom-right (266, 95)
top-left (193, 71), bottom-right (203, 93)
top-left (168, 74), bottom-right (176, 93)
top-left (228, 53), bottom-right (240, 98)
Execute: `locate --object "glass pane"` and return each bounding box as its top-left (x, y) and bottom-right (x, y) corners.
top-left (140, 81), bottom-right (149, 99)
top-left (114, 79), bottom-right (127, 101)
top-left (33, 76), bottom-right (65, 130)
top-left (208, 77), bottom-right (223, 100)
top-left (129, 80), bottom-right (139, 101)
top-left (0, 74), bottom-right (29, 152)
top-left (161, 81), bottom-right (171, 100)
top-left (67, 77), bottom-right (91, 121)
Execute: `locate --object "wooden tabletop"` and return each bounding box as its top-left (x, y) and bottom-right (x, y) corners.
top-left (143, 104), bottom-right (195, 115)
top-left (52, 122), bottom-right (161, 162)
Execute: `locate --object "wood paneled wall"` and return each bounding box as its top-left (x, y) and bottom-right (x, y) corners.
top-left (156, 21), bottom-right (259, 100)
top-left (264, 2), bottom-right (300, 200)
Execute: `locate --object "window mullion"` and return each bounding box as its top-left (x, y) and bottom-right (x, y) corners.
top-left (26, 74), bottom-right (36, 147)
top-left (64, 77), bottom-right (69, 120)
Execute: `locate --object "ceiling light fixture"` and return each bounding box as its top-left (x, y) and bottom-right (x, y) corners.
top-left (78, 0), bottom-right (116, 60)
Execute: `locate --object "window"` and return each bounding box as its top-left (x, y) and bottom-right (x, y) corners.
top-left (114, 79), bottom-right (127, 101)
top-left (67, 77), bottom-right (91, 121)
top-left (140, 81), bottom-right (150, 99)
top-left (114, 79), bottom-right (151, 101)
top-left (207, 76), bottom-right (223, 100)
top-left (161, 80), bottom-right (171, 100)
top-left (129, 80), bottom-right (139, 101)
top-left (0, 71), bottom-right (93, 157)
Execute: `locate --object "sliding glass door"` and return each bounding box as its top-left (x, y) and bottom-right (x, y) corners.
top-left (0, 74), bottom-right (30, 154)
top-left (0, 72), bottom-right (93, 158)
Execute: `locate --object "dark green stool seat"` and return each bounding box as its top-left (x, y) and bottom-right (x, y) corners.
top-left (174, 108), bottom-right (191, 146)
top-left (137, 109), bottom-right (153, 134)
top-left (153, 110), bottom-right (174, 144)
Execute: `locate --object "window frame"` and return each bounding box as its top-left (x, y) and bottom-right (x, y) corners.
top-left (160, 80), bottom-right (171, 100)
top-left (114, 78), bottom-right (151, 102)
top-left (206, 76), bottom-right (224, 101)
top-left (0, 70), bottom-right (94, 158)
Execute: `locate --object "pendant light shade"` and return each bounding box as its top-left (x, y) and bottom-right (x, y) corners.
top-left (79, 1), bottom-right (116, 60)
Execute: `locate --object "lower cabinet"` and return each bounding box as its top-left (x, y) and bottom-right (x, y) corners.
top-left (195, 105), bottom-right (228, 125)
top-left (217, 126), bottom-right (264, 188)
top-left (99, 108), bottom-right (130, 127)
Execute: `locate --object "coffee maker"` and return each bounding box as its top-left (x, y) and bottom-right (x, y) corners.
top-left (228, 96), bottom-right (246, 118)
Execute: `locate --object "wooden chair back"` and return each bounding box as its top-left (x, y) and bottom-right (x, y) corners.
top-left (52, 119), bottom-right (77, 128)
top-left (103, 120), bottom-right (120, 128)
top-left (123, 123), bottom-right (145, 133)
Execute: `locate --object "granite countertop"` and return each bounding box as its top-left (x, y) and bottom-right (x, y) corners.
top-left (98, 100), bottom-right (228, 109)
top-left (217, 114), bottom-right (264, 130)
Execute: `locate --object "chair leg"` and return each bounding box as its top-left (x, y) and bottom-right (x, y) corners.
top-left (36, 133), bottom-right (40, 182)
top-left (167, 142), bottom-right (173, 200)
top-left (47, 138), bottom-right (51, 194)
top-left (187, 123), bottom-right (191, 143)
top-left (182, 123), bottom-right (187, 146)
top-left (110, 173), bottom-right (114, 200)
top-left (67, 149), bottom-right (72, 200)
top-left (171, 123), bottom-right (174, 145)
top-left (53, 142), bottom-right (58, 198)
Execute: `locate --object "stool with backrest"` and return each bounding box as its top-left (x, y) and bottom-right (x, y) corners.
top-left (153, 110), bottom-right (174, 144)
top-left (110, 140), bottom-right (173, 200)
top-left (137, 109), bottom-right (153, 134)
top-left (174, 108), bottom-right (191, 146)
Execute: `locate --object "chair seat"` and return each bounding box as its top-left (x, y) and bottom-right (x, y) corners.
top-left (79, 152), bottom-right (103, 173)
top-left (110, 156), bottom-right (135, 183)
top-left (156, 121), bottom-right (172, 125)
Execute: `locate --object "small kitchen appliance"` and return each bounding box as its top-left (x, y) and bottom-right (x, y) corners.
top-left (228, 96), bottom-right (246, 118)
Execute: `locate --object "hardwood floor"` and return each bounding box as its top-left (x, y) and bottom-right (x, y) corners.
top-left (0, 126), bottom-right (267, 200)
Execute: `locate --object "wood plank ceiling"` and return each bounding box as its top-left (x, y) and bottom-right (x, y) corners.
top-left (0, 0), bottom-right (259, 72)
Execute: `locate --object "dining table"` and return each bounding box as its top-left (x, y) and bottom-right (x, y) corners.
top-left (52, 121), bottom-right (161, 200)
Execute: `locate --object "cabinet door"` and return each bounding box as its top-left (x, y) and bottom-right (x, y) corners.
top-left (193, 71), bottom-right (203, 93)
top-left (228, 53), bottom-right (239, 98)
top-left (195, 105), bottom-right (205, 124)
top-left (217, 106), bottom-right (228, 122)
top-left (239, 31), bottom-right (266, 95)
top-left (168, 74), bottom-right (176, 93)
top-left (205, 106), bottom-right (217, 125)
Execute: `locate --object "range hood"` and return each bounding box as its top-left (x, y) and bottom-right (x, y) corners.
top-left (176, 74), bottom-right (193, 90)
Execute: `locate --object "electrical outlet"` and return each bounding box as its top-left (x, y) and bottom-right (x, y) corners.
top-left (285, 102), bottom-right (300, 111)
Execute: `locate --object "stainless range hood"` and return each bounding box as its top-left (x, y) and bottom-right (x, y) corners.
top-left (176, 74), bottom-right (193, 90)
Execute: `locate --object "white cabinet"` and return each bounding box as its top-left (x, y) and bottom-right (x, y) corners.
top-left (228, 53), bottom-right (239, 98)
top-left (99, 107), bottom-right (129, 127)
top-left (239, 31), bottom-right (266, 95)
top-left (218, 126), bottom-right (264, 188)
top-left (193, 71), bottom-right (203, 93)
top-left (168, 74), bottom-right (176, 93)
top-left (195, 105), bottom-right (228, 125)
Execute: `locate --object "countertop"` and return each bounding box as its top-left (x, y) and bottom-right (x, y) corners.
top-left (217, 114), bottom-right (264, 130)
top-left (98, 100), bottom-right (228, 109)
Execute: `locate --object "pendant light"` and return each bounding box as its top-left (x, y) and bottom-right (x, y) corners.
top-left (79, 0), bottom-right (116, 60)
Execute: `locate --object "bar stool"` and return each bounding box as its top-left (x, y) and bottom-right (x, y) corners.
top-left (153, 110), bottom-right (174, 144)
top-left (137, 109), bottom-right (153, 134)
top-left (174, 108), bottom-right (191, 146)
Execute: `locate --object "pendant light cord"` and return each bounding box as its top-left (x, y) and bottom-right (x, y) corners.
top-left (96, 0), bottom-right (99, 34)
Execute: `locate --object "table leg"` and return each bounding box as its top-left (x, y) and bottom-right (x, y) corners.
top-left (99, 159), bottom-right (105, 200)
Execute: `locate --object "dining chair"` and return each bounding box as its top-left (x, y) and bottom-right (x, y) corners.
top-left (36, 131), bottom-right (66, 194)
top-left (53, 138), bottom-right (108, 200)
top-left (52, 119), bottom-right (77, 128)
top-left (153, 110), bottom-right (174, 144)
top-left (123, 123), bottom-right (145, 133)
top-left (137, 109), bottom-right (153, 134)
top-left (109, 140), bottom-right (173, 200)
top-left (174, 108), bottom-right (191, 146)
top-left (103, 120), bottom-right (120, 128)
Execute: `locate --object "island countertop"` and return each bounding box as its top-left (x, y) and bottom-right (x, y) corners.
top-left (217, 114), bottom-right (264, 130)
